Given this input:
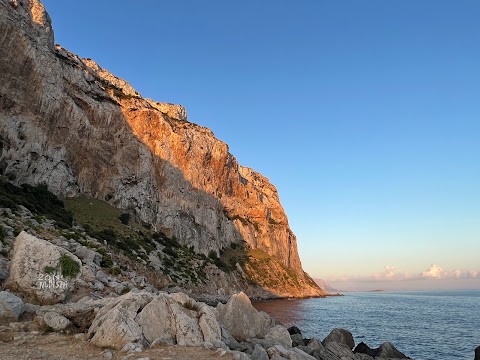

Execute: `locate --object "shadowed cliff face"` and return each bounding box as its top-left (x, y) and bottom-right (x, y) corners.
top-left (0, 0), bottom-right (323, 296)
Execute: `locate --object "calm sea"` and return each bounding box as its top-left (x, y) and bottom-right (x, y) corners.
top-left (253, 290), bottom-right (480, 360)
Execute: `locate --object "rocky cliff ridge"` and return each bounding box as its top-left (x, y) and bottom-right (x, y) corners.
top-left (0, 0), bottom-right (323, 297)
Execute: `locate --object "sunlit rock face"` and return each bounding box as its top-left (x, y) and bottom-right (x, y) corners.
top-left (0, 0), bottom-right (322, 296)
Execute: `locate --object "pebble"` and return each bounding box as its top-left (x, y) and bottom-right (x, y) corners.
top-left (103, 350), bottom-right (113, 359)
top-left (36, 351), bottom-right (50, 359)
top-left (74, 333), bottom-right (86, 340)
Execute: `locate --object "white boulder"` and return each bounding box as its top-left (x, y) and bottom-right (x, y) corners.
top-left (5, 232), bottom-right (82, 305)
top-left (217, 292), bottom-right (273, 341)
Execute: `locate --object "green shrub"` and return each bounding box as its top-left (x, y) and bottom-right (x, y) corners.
top-left (120, 286), bottom-right (131, 295)
top-left (0, 179), bottom-right (73, 228)
top-left (109, 266), bottom-right (121, 275)
top-left (59, 254), bottom-right (80, 278)
top-left (163, 246), bottom-right (178, 258)
top-left (96, 248), bottom-right (114, 268)
top-left (119, 213), bottom-right (130, 225)
top-left (13, 226), bottom-right (22, 236)
top-left (43, 266), bottom-right (56, 275)
top-left (33, 215), bottom-right (44, 224)
top-left (208, 250), bottom-right (218, 260)
top-left (63, 232), bottom-right (79, 241)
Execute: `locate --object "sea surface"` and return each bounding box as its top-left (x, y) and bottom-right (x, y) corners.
top-left (253, 290), bottom-right (480, 360)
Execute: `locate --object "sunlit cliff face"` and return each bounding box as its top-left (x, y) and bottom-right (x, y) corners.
top-left (0, 0), bottom-right (324, 297)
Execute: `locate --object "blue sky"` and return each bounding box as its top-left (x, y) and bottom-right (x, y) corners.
top-left (42, 0), bottom-right (480, 290)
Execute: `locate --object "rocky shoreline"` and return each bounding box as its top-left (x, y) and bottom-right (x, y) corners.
top-left (0, 231), bottom-right (412, 360)
top-left (0, 288), bottom-right (412, 360)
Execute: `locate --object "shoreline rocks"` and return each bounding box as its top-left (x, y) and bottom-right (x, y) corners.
top-left (1, 286), bottom-right (415, 360)
top-left (0, 231), bottom-right (413, 359)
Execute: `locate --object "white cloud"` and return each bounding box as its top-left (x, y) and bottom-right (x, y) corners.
top-left (420, 264), bottom-right (480, 280)
top-left (420, 264), bottom-right (444, 278)
top-left (328, 264), bottom-right (480, 283)
top-left (371, 265), bottom-right (413, 281)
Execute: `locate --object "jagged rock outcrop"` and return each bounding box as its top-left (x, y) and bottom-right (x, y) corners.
top-left (0, 0), bottom-right (323, 297)
top-left (87, 291), bottom-right (224, 350)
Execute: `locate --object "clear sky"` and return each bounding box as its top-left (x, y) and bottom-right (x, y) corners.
top-left (42, 0), bottom-right (480, 291)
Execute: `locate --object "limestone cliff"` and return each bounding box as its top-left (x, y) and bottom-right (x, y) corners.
top-left (0, 0), bottom-right (323, 297)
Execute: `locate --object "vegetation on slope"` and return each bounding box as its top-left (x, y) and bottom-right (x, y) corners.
top-left (0, 178), bottom-right (73, 228)
top-left (64, 196), bottom-right (211, 284)
top-left (0, 179), bottom-right (322, 297)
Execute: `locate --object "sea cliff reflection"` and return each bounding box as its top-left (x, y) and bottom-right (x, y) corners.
top-left (253, 298), bottom-right (312, 328)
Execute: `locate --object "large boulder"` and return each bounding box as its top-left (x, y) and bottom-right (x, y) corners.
top-left (197, 302), bottom-right (222, 345)
top-left (217, 292), bottom-right (274, 341)
top-left (325, 342), bottom-right (355, 358)
top-left (73, 245), bottom-right (101, 267)
top-left (322, 328), bottom-right (355, 350)
top-left (0, 291), bottom-right (25, 324)
top-left (5, 232), bottom-right (82, 305)
top-left (252, 344), bottom-right (269, 360)
top-left (307, 338), bottom-right (323, 351)
top-left (475, 346), bottom-right (480, 360)
top-left (136, 293), bottom-right (220, 347)
top-left (376, 342), bottom-right (409, 358)
top-left (88, 291), bottom-right (153, 349)
top-left (288, 326), bottom-right (302, 335)
top-left (43, 311), bottom-right (72, 331)
top-left (88, 291), bottom-right (223, 350)
top-left (354, 342), bottom-right (378, 358)
top-left (265, 325), bottom-right (293, 348)
top-left (267, 345), bottom-right (317, 360)
top-left (135, 295), bottom-right (176, 344)
top-left (311, 347), bottom-right (342, 360)
top-left (291, 333), bottom-right (305, 347)
top-left (36, 297), bottom-right (108, 331)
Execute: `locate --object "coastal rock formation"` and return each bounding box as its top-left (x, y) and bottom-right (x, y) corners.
top-left (5, 231), bottom-right (82, 305)
top-left (322, 328), bottom-right (355, 350)
top-left (265, 325), bottom-right (293, 348)
top-left (217, 292), bottom-right (274, 341)
top-left (0, 289), bottom-right (414, 360)
top-left (0, 0), bottom-right (323, 297)
top-left (87, 291), bottom-right (224, 350)
top-left (376, 342), bottom-right (409, 359)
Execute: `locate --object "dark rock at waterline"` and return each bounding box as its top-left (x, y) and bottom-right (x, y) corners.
top-left (288, 326), bottom-right (302, 335)
top-left (322, 328), bottom-right (355, 350)
top-left (354, 341), bottom-right (379, 357)
top-left (474, 346), bottom-right (480, 360)
top-left (290, 333), bottom-right (304, 347)
top-left (376, 341), bottom-right (410, 359)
